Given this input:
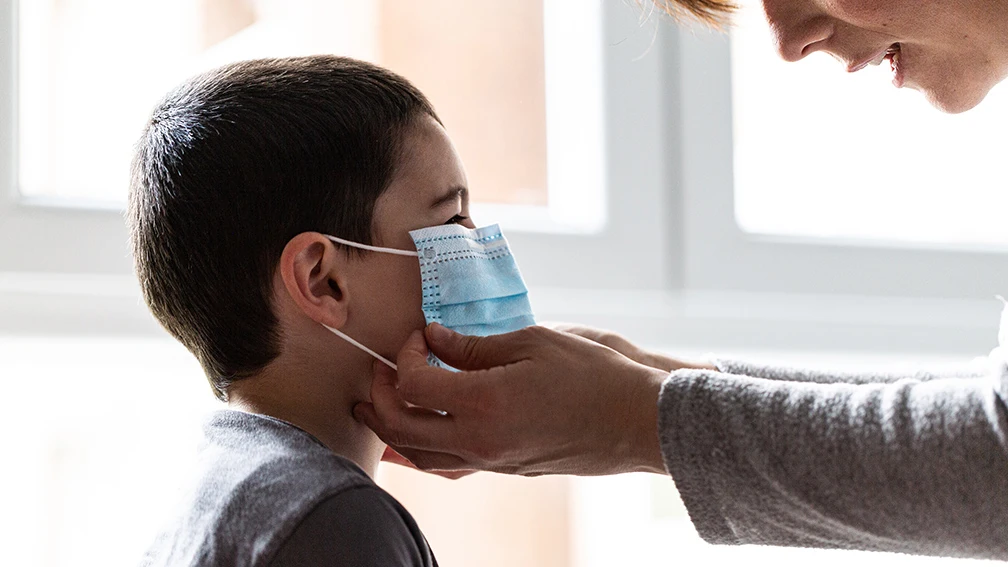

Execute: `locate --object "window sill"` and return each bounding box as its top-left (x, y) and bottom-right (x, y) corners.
top-left (0, 274), bottom-right (999, 360)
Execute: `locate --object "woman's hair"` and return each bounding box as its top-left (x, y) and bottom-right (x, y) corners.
top-left (651, 0), bottom-right (738, 27)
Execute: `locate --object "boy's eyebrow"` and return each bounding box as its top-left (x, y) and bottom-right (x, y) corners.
top-left (429, 186), bottom-right (468, 209)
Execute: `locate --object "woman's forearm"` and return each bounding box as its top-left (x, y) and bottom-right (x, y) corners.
top-left (658, 368), bottom-right (1008, 559)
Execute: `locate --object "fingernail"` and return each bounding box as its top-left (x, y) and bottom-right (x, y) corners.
top-left (426, 322), bottom-right (452, 344)
top-left (410, 329), bottom-right (426, 344)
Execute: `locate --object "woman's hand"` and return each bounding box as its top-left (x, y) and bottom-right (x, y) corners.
top-left (379, 446), bottom-right (476, 480)
top-left (353, 324), bottom-right (671, 477)
top-left (544, 322), bottom-right (717, 373)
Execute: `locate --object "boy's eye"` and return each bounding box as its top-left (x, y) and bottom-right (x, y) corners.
top-left (446, 214), bottom-right (469, 225)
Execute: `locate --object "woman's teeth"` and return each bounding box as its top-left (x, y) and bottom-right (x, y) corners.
top-left (886, 44), bottom-right (904, 87)
top-left (870, 44), bottom-right (900, 67)
top-left (887, 45), bottom-right (901, 72)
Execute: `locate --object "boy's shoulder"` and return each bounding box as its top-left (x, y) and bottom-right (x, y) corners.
top-left (140, 410), bottom-right (436, 567)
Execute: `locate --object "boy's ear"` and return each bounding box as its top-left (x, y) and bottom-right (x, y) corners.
top-left (279, 232), bottom-right (350, 329)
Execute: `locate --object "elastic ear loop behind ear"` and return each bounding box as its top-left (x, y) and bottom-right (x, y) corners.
top-left (319, 235), bottom-right (422, 372)
top-left (325, 235), bottom-right (420, 257)
top-left (323, 325), bottom-right (398, 371)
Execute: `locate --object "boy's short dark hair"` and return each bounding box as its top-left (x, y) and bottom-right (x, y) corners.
top-left (128, 55), bottom-right (439, 400)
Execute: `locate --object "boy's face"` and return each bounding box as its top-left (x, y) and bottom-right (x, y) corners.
top-left (339, 116), bottom-right (476, 365)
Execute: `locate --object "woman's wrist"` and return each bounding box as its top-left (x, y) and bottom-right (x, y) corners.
top-left (627, 364), bottom-right (672, 474)
top-left (627, 356), bottom-right (718, 474)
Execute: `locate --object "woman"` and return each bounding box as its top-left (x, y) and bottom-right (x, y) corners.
top-left (354, 0), bottom-right (1008, 559)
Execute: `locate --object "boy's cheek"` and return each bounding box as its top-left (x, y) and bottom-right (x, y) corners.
top-left (391, 281), bottom-right (428, 351)
top-left (363, 258), bottom-right (427, 353)
top-left (406, 268), bottom-right (428, 326)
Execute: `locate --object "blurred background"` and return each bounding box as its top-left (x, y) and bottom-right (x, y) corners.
top-left (1, 0), bottom-right (1006, 565)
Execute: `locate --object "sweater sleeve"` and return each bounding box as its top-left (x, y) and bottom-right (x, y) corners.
top-left (657, 362), bottom-right (1008, 560)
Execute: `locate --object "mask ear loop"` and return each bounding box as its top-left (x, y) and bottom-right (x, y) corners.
top-left (325, 234), bottom-right (420, 257)
top-left (319, 234), bottom-right (419, 371)
top-left (327, 324), bottom-right (449, 416)
top-left (323, 325), bottom-right (398, 371)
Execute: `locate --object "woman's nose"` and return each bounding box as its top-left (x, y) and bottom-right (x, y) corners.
top-left (762, 0), bottom-right (833, 62)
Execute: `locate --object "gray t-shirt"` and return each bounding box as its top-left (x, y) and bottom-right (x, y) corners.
top-left (140, 410), bottom-right (437, 567)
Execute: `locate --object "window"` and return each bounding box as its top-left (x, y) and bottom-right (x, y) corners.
top-left (15, 0), bottom-right (605, 231)
top-left (4, 0), bottom-right (664, 286)
top-left (19, 0), bottom-right (550, 205)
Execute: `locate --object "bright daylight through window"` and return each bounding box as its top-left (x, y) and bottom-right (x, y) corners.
top-left (17, 0), bottom-right (550, 207)
top-left (731, 1), bottom-right (1008, 250)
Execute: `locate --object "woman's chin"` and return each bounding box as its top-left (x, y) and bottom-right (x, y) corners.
top-left (917, 77), bottom-right (995, 114)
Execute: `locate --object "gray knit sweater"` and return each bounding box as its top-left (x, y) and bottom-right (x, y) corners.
top-left (657, 309), bottom-right (1008, 560)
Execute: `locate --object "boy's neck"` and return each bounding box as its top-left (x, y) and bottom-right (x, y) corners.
top-left (225, 357), bottom-right (384, 478)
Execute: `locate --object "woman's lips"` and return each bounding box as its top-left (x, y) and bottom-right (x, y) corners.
top-left (848, 49), bottom-right (886, 73)
top-left (847, 43), bottom-right (904, 88)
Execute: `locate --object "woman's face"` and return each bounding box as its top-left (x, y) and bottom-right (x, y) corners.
top-left (761, 0), bottom-right (1008, 113)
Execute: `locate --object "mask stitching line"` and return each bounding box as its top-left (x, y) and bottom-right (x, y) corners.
top-left (432, 306), bottom-right (535, 325)
top-left (419, 262), bottom-right (443, 322)
top-left (425, 245), bottom-right (509, 252)
top-left (413, 233), bottom-right (503, 245)
top-left (418, 252), bottom-right (512, 264)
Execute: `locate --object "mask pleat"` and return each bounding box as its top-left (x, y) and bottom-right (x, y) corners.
top-left (446, 315), bottom-right (538, 338)
top-left (429, 293), bottom-right (534, 327)
top-left (410, 222), bottom-right (537, 355)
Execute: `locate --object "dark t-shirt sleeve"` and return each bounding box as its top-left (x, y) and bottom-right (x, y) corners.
top-left (269, 486), bottom-right (437, 567)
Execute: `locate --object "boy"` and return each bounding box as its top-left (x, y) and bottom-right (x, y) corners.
top-left (131, 55), bottom-right (474, 566)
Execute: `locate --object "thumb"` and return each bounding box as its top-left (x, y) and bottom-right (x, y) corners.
top-left (424, 323), bottom-right (531, 369)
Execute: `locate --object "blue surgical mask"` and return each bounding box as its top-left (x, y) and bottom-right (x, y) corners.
top-left (322, 223), bottom-right (535, 370)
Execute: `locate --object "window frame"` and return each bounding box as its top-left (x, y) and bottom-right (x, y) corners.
top-left (471, 0), bottom-right (606, 235)
top-left (0, 0), bottom-right (134, 277)
top-left (502, 1), bottom-right (679, 291)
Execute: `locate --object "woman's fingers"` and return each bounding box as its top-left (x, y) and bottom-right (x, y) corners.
top-left (423, 323), bottom-right (534, 370)
top-left (380, 446), bottom-right (475, 479)
top-left (386, 446), bottom-right (477, 479)
top-left (541, 322), bottom-right (716, 373)
top-left (385, 333), bottom-right (485, 413)
top-left (353, 400), bottom-right (456, 451)
top-left (355, 359), bottom-right (463, 452)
